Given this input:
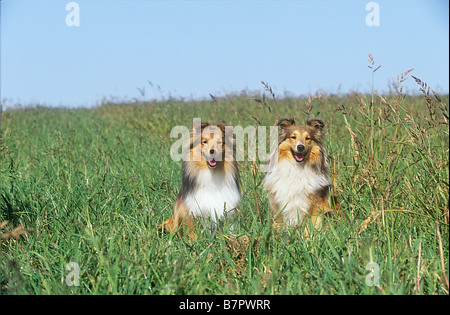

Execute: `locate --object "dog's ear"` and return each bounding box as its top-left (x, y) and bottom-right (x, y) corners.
top-left (193, 121), bottom-right (210, 134)
top-left (307, 118), bottom-right (325, 141)
top-left (277, 118), bottom-right (295, 129)
top-left (214, 124), bottom-right (227, 142)
top-left (307, 118), bottom-right (324, 131)
top-left (200, 122), bottom-right (210, 130)
top-left (216, 123), bottom-right (227, 135)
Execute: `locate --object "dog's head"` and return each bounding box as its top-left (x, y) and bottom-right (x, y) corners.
top-left (277, 118), bottom-right (325, 165)
top-left (190, 122), bottom-right (234, 169)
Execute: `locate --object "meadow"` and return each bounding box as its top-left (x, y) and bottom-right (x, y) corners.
top-left (0, 71), bottom-right (448, 295)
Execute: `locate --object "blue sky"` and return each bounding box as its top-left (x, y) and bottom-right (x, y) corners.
top-left (1, 0), bottom-right (449, 108)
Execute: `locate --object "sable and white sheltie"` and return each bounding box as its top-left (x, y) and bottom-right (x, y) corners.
top-left (263, 118), bottom-right (332, 232)
top-left (160, 122), bottom-right (240, 239)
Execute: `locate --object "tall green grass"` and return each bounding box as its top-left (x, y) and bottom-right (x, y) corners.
top-left (1, 71), bottom-right (448, 294)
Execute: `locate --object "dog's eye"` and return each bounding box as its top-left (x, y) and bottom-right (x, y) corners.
top-left (202, 140), bottom-right (208, 144)
top-left (290, 136), bottom-right (296, 140)
top-left (305, 137), bottom-right (311, 141)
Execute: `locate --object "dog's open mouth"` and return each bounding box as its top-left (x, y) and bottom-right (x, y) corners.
top-left (207, 159), bottom-right (217, 168)
top-left (291, 149), bottom-right (305, 163)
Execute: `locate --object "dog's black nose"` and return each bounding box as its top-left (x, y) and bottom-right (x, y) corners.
top-left (210, 149), bottom-right (215, 155)
top-left (297, 144), bottom-right (305, 152)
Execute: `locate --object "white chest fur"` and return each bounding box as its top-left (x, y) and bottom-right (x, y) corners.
top-left (185, 169), bottom-right (240, 224)
top-left (264, 159), bottom-right (330, 224)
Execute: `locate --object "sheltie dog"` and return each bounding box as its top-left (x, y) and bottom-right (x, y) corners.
top-left (160, 121), bottom-right (240, 239)
top-left (263, 118), bottom-right (332, 233)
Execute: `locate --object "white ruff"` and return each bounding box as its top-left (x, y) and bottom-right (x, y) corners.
top-left (263, 157), bottom-right (330, 225)
top-left (185, 169), bottom-right (240, 224)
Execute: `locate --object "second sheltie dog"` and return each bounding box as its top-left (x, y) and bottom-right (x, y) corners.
top-left (263, 118), bottom-right (331, 232)
top-left (160, 122), bottom-right (240, 239)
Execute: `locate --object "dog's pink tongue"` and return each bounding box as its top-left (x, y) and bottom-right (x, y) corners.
top-left (209, 160), bottom-right (217, 167)
top-left (295, 155), bottom-right (304, 162)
